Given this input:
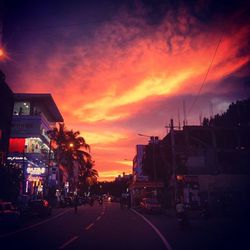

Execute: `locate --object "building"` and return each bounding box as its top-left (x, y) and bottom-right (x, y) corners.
top-left (130, 142), bottom-right (164, 208)
top-left (132, 144), bottom-right (148, 182)
top-left (162, 124), bottom-right (250, 211)
top-left (115, 172), bottom-right (132, 182)
top-left (8, 93), bottom-right (63, 197)
top-left (0, 71), bottom-right (14, 164)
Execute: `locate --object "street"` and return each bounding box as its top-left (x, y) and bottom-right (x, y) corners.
top-left (0, 201), bottom-right (248, 250)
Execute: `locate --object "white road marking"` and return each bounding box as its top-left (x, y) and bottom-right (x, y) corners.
top-left (85, 223), bottom-right (94, 230)
top-left (59, 236), bottom-right (79, 249)
top-left (0, 209), bottom-right (71, 238)
top-left (131, 209), bottom-right (173, 250)
top-left (96, 216), bottom-right (101, 221)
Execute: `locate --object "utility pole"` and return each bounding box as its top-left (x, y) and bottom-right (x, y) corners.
top-left (22, 145), bottom-right (27, 194)
top-left (46, 139), bottom-right (52, 198)
top-left (170, 119), bottom-right (177, 204)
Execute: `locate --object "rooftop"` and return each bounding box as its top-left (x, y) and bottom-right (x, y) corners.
top-left (14, 93), bottom-right (63, 122)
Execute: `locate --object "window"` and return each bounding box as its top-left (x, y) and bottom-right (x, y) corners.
top-left (13, 102), bottom-right (30, 116)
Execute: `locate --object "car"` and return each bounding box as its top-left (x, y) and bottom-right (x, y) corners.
top-left (111, 196), bottom-right (120, 203)
top-left (27, 199), bottom-right (52, 217)
top-left (0, 201), bottom-right (20, 227)
top-left (139, 198), bottom-right (162, 214)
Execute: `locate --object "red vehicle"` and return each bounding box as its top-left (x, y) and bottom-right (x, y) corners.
top-left (139, 198), bottom-right (162, 214)
top-left (27, 199), bottom-right (52, 217)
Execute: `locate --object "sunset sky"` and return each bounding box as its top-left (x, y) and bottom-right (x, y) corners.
top-left (1, 0), bottom-right (250, 181)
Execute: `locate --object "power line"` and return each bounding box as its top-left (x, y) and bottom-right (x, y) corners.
top-left (188, 32), bottom-right (224, 115)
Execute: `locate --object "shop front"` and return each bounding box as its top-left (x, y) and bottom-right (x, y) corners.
top-left (8, 136), bottom-right (50, 197)
top-left (25, 165), bottom-right (47, 196)
top-left (130, 181), bottom-right (164, 208)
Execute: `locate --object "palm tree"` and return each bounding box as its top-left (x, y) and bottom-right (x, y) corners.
top-left (78, 159), bottom-right (98, 194)
top-left (47, 123), bottom-right (98, 192)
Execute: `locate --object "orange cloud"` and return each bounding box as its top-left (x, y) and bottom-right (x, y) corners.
top-left (7, 6), bottom-right (250, 181)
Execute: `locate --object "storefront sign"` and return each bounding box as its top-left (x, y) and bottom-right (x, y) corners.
top-left (27, 167), bottom-right (46, 175)
top-left (7, 156), bottom-right (27, 161)
top-left (27, 176), bottom-right (42, 182)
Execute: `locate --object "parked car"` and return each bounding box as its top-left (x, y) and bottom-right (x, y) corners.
top-left (0, 201), bottom-right (20, 227)
top-left (139, 198), bottom-right (162, 214)
top-left (111, 196), bottom-right (120, 203)
top-left (27, 199), bottom-right (52, 217)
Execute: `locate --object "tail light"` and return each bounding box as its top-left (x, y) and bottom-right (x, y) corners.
top-left (43, 200), bottom-right (49, 207)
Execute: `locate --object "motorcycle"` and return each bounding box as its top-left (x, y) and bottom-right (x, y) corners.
top-left (88, 197), bottom-right (94, 206)
top-left (177, 211), bottom-right (189, 229)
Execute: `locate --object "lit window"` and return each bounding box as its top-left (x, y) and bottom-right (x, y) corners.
top-left (13, 102), bottom-right (31, 116)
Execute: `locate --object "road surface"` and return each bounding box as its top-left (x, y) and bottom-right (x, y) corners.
top-left (0, 201), bottom-right (248, 250)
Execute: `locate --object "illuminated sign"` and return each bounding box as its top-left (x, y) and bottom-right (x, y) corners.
top-left (27, 176), bottom-right (42, 182)
top-left (7, 156), bottom-right (27, 161)
top-left (27, 167), bottom-right (46, 175)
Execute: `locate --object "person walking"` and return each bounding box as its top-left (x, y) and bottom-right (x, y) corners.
top-left (74, 195), bottom-right (78, 213)
top-left (175, 198), bottom-right (188, 227)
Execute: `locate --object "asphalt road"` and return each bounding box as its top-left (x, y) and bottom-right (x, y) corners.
top-left (0, 202), bottom-right (248, 250)
top-left (0, 202), bottom-right (167, 250)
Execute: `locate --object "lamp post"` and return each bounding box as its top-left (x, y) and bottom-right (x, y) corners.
top-left (22, 146), bottom-right (27, 194)
top-left (68, 143), bottom-right (77, 194)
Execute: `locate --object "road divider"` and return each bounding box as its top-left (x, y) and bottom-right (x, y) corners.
top-left (59, 235), bottom-right (79, 249)
top-left (96, 216), bottom-right (101, 221)
top-left (85, 223), bottom-right (94, 230)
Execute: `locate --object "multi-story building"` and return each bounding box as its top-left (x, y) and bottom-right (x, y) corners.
top-left (8, 93), bottom-right (63, 196)
top-left (132, 144), bottom-right (147, 182)
top-left (0, 71), bottom-right (14, 164)
top-left (130, 142), bottom-right (164, 208)
top-left (162, 124), bottom-right (250, 211)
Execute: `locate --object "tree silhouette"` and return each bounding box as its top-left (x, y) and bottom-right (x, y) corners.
top-left (47, 123), bottom-right (97, 191)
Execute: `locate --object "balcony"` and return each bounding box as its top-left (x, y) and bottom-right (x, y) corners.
top-left (11, 113), bottom-right (51, 138)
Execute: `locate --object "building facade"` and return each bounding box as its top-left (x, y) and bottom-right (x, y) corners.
top-left (130, 142), bottom-right (164, 208)
top-left (8, 93), bottom-right (63, 197)
top-left (132, 144), bottom-right (148, 182)
top-left (0, 71), bottom-right (14, 164)
top-left (162, 125), bottom-right (250, 211)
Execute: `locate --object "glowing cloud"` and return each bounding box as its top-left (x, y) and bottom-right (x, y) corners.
top-left (4, 2), bottom-right (250, 181)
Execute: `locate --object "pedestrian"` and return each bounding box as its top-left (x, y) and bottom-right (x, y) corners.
top-left (175, 198), bottom-right (188, 227)
top-left (74, 195), bottom-right (78, 213)
top-left (127, 194), bottom-right (131, 209)
top-left (120, 193), bottom-right (126, 209)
